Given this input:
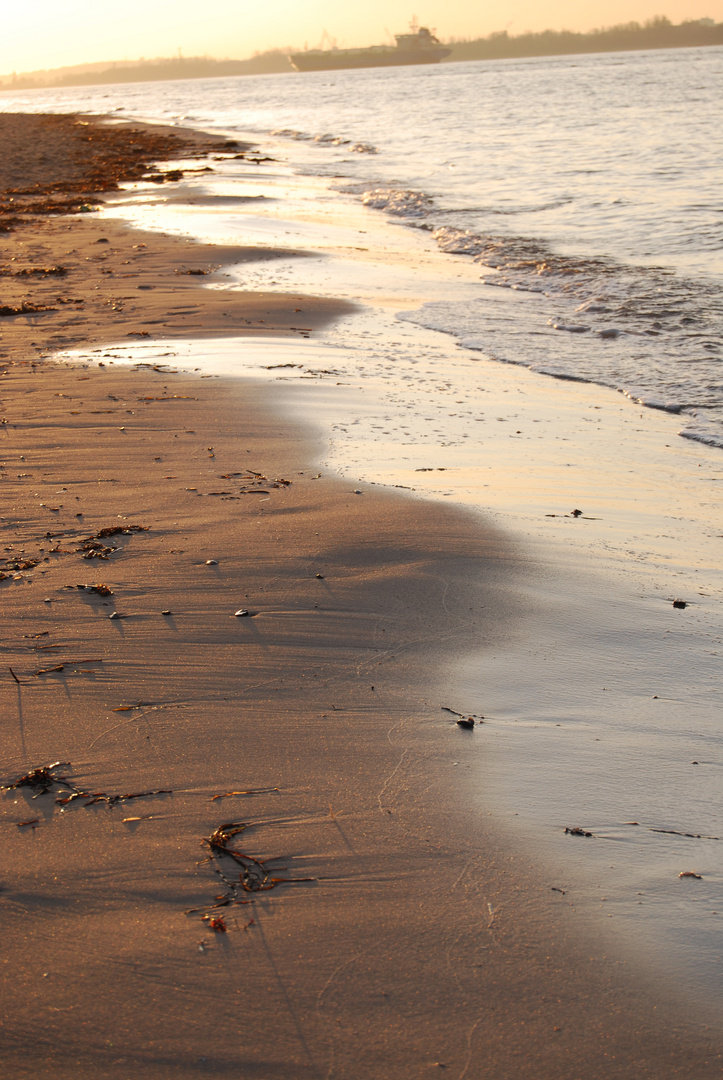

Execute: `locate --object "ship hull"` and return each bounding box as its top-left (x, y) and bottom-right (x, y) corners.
top-left (289, 48), bottom-right (450, 72)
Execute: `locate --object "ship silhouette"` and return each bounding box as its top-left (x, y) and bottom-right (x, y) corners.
top-left (289, 19), bottom-right (450, 72)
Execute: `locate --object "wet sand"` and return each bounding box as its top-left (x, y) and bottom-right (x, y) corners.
top-left (0, 113), bottom-right (721, 1078)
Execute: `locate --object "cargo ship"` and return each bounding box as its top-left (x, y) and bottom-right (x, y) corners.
top-left (289, 21), bottom-right (450, 72)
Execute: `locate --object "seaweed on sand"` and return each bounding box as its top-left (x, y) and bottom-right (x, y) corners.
top-left (187, 820), bottom-right (314, 920)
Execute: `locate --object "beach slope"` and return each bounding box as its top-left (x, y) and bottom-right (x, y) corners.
top-left (0, 112), bottom-right (720, 1079)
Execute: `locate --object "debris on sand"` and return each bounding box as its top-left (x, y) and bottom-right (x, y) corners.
top-left (77, 524), bottom-right (148, 560)
top-left (2, 761), bottom-right (72, 795)
top-left (32, 658), bottom-right (103, 676)
top-left (187, 820), bottom-right (314, 920)
top-left (205, 915), bottom-right (227, 932)
top-left (2, 557), bottom-right (39, 571)
top-left (58, 788), bottom-right (171, 808)
top-left (2, 760), bottom-right (171, 808)
top-left (68, 583), bottom-right (114, 596)
top-left (211, 787), bottom-right (280, 801)
top-left (94, 525), bottom-right (149, 538)
top-left (0, 301), bottom-right (58, 316)
top-left (442, 706), bottom-right (484, 724)
top-left (0, 265), bottom-right (67, 277)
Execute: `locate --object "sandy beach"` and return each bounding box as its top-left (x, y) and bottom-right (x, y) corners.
top-left (1, 113), bottom-right (721, 1078)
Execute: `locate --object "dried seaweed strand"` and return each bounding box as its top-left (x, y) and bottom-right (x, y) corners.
top-left (189, 820), bottom-right (314, 919)
top-left (2, 761), bottom-right (171, 808)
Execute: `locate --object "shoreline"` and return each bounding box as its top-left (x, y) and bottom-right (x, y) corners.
top-left (1, 113), bottom-right (721, 1076)
top-left (91, 144), bottom-right (723, 1011)
top-left (0, 113), bottom-right (354, 359)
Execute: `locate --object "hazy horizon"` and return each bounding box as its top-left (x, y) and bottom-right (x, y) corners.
top-left (2, 1), bottom-right (722, 76)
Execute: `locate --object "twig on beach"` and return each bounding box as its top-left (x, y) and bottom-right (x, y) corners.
top-left (211, 787), bottom-right (280, 800)
top-left (60, 789), bottom-right (172, 807)
top-left (184, 897), bottom-right (247, 915)
top-left (8, 666), bottom-right (22, 684)
top-left (651, 827), bottom-right (720, 841)
top-left (32, 659), bottom-right (103, 675)
top-left (442, 706), bottom-right (484, 723)
top-left (544, 508), bottom-right (601, 519)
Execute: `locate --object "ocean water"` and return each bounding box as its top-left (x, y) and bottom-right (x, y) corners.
top-left (2, 45), bottom-right (722, 445)
top-left (3, 48), bottom-right (723, 1011)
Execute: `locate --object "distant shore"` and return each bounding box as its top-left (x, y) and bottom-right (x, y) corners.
top-left (2, 16), bottom-right (721, 91)
top-left (1, 112), bottom-right (721, 1078)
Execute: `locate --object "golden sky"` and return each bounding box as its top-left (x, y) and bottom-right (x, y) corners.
top-left (2, 0), bottom-right (721, 73)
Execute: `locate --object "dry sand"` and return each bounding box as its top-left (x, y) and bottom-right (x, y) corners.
top-left (0, 113), bottom-right (721, 1078)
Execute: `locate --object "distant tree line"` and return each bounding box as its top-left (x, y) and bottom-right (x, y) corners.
top-left (2, 17), bottom-right (722, 91)
top-left (445, 16), bottom-right (723, 61)
top-left (1, 50), bottom-right (291, 90)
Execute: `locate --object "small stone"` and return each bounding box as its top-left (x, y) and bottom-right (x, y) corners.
top-left (456, 717), bottom-right (475, 730)
top-left (161, 610), bottom-right (172, 616)
top-left (206, 559), bottom-right (218, 565)
top-left (234, 609), bottom-right (249, 617)
top-left (672, 598), bottom-right (687, 609)
top-left (109, 612), bottom-right (120, 620)
top-left (43, 597), bottom-right (52, 603)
